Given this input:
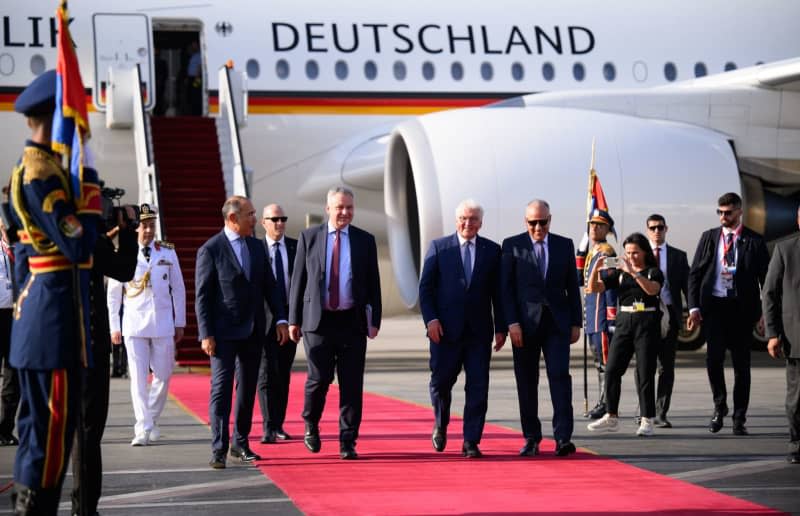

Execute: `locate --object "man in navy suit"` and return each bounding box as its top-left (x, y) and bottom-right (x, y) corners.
top-left (257, 203), bottom-right (298, 444)
top-left (501, 199), bottom-right (582, 457)
top-left (289, 187), bottom-right (381, 460)
top-left (687, 192), bottom-right (769, 436)
top-left (419, 199), bottom-right (505, 458)
top-left (195, 196), bottom-right (289, 469)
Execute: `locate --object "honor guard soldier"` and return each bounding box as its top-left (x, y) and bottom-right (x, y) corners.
top-left (8, 70), bottom-right (102, 514)
top-left (580, 209), bottom-right (618, 419)
top-left (107, 204), bottom-right (186, 446)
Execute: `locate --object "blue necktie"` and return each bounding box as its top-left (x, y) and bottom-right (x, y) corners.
top-left (463, 241), bottom-right (472, 289)
top-left (273, 242), bottom-right (287, 306)
top-left (534, 241), bottom-right (545, 280)
top-left (239, 238), bottom-right (250, 280)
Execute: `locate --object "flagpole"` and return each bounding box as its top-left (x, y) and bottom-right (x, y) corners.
top-left (582, 139), bottom-right (596, 417)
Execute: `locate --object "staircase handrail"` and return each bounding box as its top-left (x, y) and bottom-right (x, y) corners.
top-left (132, 63), bottom-right (166, 239)
top-left (218, 64), bottom-right (249, 198)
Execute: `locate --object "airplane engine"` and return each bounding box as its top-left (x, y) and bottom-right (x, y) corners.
top-left (385, 106), bottom-right (742, 309)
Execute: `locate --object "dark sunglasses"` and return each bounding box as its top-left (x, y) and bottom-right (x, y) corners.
top-left (648, 224), bottom-right (665, 231)
top-left (265, 216), bottom-right (288, 223)
top-left (716, 209), bottom-right (736, 216)
top-left (527, 219), bottom-right (549, 227)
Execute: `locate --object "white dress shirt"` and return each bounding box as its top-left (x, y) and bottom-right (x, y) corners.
top-left (712, 225), bottom-right (740, 297)
top-left (266, 235), bottom-right (290, 296)
top-left (456, 234), bottom-right (477, 281)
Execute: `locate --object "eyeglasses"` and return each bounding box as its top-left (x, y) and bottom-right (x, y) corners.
top-left (716, 209), bottom-right (736, 216)
top-left (265, 216), bottom-right (288, 223)
top-left (458, 216), bottom-right (480, 223)
top-left (648, 224), bottom-right (665, 231)
top-left (527, 219), bottom-right (549, 227)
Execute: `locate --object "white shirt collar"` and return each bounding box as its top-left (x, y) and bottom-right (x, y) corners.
top-left (456, 234), bottom-right (477, 247)
top-left (265, 235), bottom-right (285, 247)
top-left (529, 233), bottom-right (549, 246)
top-left (722, 224), bottom-right (742, 236)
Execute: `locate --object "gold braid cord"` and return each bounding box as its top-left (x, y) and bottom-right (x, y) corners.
top-left (11, 163), bottom-right (58, 255)
top-left (125, 270), bottom-right (151, 298)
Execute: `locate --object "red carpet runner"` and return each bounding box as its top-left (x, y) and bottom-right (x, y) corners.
top-left (170, 372), bottom-right (782, 515)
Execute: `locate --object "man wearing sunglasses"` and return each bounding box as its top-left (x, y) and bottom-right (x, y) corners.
top-left (687, 192), bottom-right (769, 436)
top-left (256, 204), bottom-right (297, 444)
top-left (501, 200), bottom-right (582, 457)
top-left (644, 214), bottom-right (689, 429)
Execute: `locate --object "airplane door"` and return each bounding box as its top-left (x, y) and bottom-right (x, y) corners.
top-left (92, 13), bottom-right (154, 112)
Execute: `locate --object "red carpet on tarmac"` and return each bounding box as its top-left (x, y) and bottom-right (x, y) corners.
top-left (170, 372), bottom-right (782, 515)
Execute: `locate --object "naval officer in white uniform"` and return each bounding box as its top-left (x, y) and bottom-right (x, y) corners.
top-left (107, 204), bottom-right (186, 446)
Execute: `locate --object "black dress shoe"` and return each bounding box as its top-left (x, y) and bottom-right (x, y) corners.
top-left (519, 439), bottom-right (539, 457)
top-left (0, 433), bottom-right (19, 446)
top-left (274, 428), bottom-right (292, 440)
top-left (462, 441), bottom-right (482, 458)
top-left (555, 440), bottom-right (577, 457)
top-left (304, 425), bottom-right (321, 453)
top-left (340, 441), bottom-right (358, 460)
top-left (260, 431), bottom-right (276, 444)
top-left (654, 417), bottom-right (672, 429)
top-left (432, 426), bottom-right (447, 452)
top-left (230, 446), bottom-right (262, 462)
top-left (787, 452), bottom-right (800, 464)
top-left (209, 453), bottom-right (226, 469)
top-left (586, 403), bottom-right (606, 420)
top-left (732, 422), bottom-right (749, 436)
top-left (709, 407), bottom-right (728, 433)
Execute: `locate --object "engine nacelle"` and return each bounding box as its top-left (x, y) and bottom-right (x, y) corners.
top-left (385, 106), bottom-right (741, 308)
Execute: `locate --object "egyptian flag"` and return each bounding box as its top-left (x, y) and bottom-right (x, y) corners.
top-left (576, 165), bottom-right (615, 274)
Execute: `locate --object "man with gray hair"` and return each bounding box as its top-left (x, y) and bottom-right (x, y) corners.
top-left (419, 199), bottom-right (505, 458)
top-left (289, 187), bottom-right (382, 460)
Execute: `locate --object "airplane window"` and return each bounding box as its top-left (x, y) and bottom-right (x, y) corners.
top-left (633, 61), bottom-right (648, 82)
top-left (422, 61), bottom-right (435, 81)
top-left (393, 61), bottom-right (407, 81)
top-left (30, 55), bottom-right (46, 75)
top-left (451, 62), bottom-right (464, 81)
top-left (364, 60), bottom-right (377, 80)
top-left (276, 59), bottom-right (289, 79)
top-left (511, 62), bottom-right (524, 81)
top-left (246, 59), bottom-right (260, 79)
top-left (694, 62), bottom-right (707, 77)
top-left (664, 62), bottom-right (677, 81)
top-left (306, 60), bottom-right (319, 79)
top-left (0, 54), bottom-right (13, 76)
top-left (603, 62), bottom-right (616, 82)
top-left (542, 62), bottom-right (555, 81)
top-left (481, 62), bottom-right (493, 81)
top-left (573, 62), bottom-right (585, 81)
top-left (335, 60), bottom-right (349, 80)
top-left (724, 62), bottom-right (737, 71)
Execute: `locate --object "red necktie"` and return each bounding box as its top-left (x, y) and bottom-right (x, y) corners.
top-left (654, 245), bottom-right (660, 263)
top-left (329, 230), bottom-right (340, 309)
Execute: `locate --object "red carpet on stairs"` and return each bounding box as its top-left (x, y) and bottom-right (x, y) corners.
top-left (169, 372), bottom-right (783, 515)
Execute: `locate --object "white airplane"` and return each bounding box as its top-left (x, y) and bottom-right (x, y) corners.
top-left (1, 0), bottom-right (800, 351)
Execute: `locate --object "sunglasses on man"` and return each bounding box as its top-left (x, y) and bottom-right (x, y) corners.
top-left (716, 209), bottom-right (737, 216)
top-left (527, 219), bottom-right (549, 227)
top-left (265, 216), bottom-right (288, 223)
top-left (648, 224), bottom-right (665, 231)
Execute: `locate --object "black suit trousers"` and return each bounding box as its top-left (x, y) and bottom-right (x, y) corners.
top-left (209, 331), bottom-right (262, 453)
top-left (786, 358), bottom-right (800, 452)
top-left (257, 319), bottom-right (297, 433)
top-left (302, 309), bottom-right (366, 442)
top-left (704, 297), bottom-right (752, 421)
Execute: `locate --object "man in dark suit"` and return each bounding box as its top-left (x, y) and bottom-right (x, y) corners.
top-left (645, 214), bottom-right (689, 428)
top-left (501, 199), bottom-right (582, 457)
top-left (418, 199), bottom-right (505, 458)
top-left (762, 204), bottom-right (800, 464)
top-left (257, 203), bottom-right (298, 444)
top-left (688, 192), bottom-right (769, 436)
top-left (289, 186), bottom-right (381, 460)
top-left (195, 196), bottom-right (289, 469)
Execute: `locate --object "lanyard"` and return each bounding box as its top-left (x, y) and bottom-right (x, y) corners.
top-left (720, 225), bottom-right (742, 267)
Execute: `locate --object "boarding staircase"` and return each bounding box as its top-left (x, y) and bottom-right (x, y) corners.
top-left (151, 116), bottom-right (226, 366)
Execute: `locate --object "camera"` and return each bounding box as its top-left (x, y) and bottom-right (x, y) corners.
top-left (101, 186), bottom-right (139, 231)
top-left (604, 256), bottom-right (620, 269)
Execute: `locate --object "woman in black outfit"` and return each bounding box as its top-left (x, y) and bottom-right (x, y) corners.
top-left (585, 233), bottom-right (664, 436)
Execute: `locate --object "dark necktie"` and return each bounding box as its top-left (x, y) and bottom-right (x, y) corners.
top-left (534, 241), bottom-right (545, 280)
top-left (273, 242), bottom-right (287, 306)
top-left (142, 246), bottom-right (150, 262)
top-left (329, 230), bottom-right (340, 309)
top-left (654, 245), bottom-right (660, 264)
top-left (463, 241), bottom-right (472, 289)
top-left (724, 232), bottom-right (735, 266)
top-left (239, 238), bottom-right (250, 280)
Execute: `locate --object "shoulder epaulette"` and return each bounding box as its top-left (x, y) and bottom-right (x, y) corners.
top-left (596, 242), bottom-right (616, 256)
top-left (21, 147), bottom-right (62, 184)
top-left (155, 240), bottom-right (175, 250)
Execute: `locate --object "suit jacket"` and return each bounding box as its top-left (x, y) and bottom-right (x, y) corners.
top-left (418, 233), bottom-right (503, 343)
top-left (289, 223), bottom-right (381, 334)
top-left (501, 231), bottom-right (582, 335)
top-left (762, 234), bottom-right (800, 358)
top-left (688, 226), bottom-right (769, 323)
top-left (195, 230), bottom-right (285, 341)
top-left (664, 243), bottom-right (690, 321)
top-left (264, 235), bottom-right (297, 328)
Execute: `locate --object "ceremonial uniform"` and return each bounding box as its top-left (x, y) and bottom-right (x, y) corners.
top-left (9, 69), bottom-right (102, 513)
top-left (107, 223), bottom-right (186, 445)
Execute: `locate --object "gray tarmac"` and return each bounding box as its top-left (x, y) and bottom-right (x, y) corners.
top-left (1, 315), bottom-right (798, 514)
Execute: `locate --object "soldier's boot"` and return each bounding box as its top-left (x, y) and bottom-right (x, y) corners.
top-left (586, 363), bottom-right (607, 419)
top-left (13, 483), bottom-right (59, 516)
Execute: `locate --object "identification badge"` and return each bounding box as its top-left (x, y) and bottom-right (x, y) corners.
top-left (633, 301), bottom-right (645, 312)
top-left (721, 266), bottom-right (735, 290)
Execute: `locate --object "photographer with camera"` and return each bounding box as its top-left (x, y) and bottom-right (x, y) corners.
top-left (107, 204), bottom-right (186, 446)
top-left (70, 194), bottom-right (139, 516)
